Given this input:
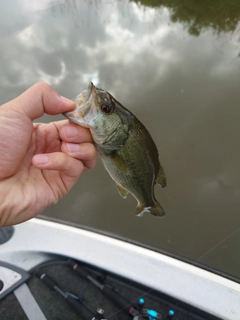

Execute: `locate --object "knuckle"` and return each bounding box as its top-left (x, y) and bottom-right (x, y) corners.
top-left (52, 153), bottom-right (68, 167)
top-left (34, 81), bottom-right (51, 91)
top-left (85, 143), bottom-right (97, 159)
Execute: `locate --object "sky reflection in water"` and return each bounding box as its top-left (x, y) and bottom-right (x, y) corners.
top-left (0, 0), bottom-right (240, 279)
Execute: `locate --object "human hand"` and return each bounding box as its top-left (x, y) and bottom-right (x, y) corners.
top-left (0, 82), bottom-right (97, 226)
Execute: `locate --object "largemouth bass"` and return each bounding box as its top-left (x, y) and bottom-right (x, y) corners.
top-left (64, 82), bottom-right (167, 217)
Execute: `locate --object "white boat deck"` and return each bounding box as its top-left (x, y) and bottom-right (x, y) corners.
top-left (0, 218), bottom-right (239, 320)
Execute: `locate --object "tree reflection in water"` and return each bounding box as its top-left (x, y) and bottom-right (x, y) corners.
top-left (135, 0), bottom-right (240, 36)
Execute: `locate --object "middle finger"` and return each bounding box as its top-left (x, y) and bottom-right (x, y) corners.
top-left (59, 123), bottom-right (93, 144)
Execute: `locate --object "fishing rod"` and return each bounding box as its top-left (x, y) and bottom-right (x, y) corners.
top-left (67, 260), bottom-right (175, 320)
top-left (67, 259), bottom-right (139, 318)
top-left (34, 259), bottom-right (175, 320)
top-left (35, 269), bottom-right (104, 320)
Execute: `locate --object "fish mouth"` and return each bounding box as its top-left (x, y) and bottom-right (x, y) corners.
top-left (63, 82), bottom-right (96, 127)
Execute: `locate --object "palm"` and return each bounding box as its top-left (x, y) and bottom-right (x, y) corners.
top-left (0, 110), bottom-right (69, 220)
top-left (17, 123), bottom-right (65, 203)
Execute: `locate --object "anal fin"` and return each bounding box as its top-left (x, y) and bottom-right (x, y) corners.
top-left (116, 184), bottom-right (129, 199)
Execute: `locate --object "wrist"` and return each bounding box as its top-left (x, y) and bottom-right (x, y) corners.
top-left (0, 183), bottom-right (30, 226)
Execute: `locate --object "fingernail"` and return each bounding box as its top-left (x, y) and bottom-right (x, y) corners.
top-left (67, 143), bottom-right (80, 152)
top-left (60, 95), bottom-right (75, 105)
top-left (65, 126), bottom-right (78, 137)
top-left (34, 154), bottom-right (49, 165)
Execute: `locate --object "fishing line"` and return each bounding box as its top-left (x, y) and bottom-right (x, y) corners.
top-left (30, 258), bottom-right (164, 319)
top-left (197, 226), bottom-right (240, 262)
top-left (102, 287), bottom-right (155, 319)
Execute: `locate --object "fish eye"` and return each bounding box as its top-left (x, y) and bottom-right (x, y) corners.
top-left (101, 103), bottom-right (112, 114)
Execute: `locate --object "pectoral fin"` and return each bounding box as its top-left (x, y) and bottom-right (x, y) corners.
top-left (156, 165), bottom-right (167, 188)
top-left (116, 184), bottom-right (129, 199)
top-left (110, 153), bottom-right (129, 174)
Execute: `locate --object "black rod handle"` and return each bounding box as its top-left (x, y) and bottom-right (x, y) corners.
top-left (66, 295), bottom-right (95, 320)
top-left (102, 285), bottom-right (138, 317)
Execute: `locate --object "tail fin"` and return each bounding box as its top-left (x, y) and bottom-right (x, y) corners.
top-left (135, 202), bottom-right (166, 217)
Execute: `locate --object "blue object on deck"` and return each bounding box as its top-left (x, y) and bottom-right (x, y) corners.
top-left (148, 309), bottom-right (158, 319)
top-left (167, 309), bottom-right (175, 318)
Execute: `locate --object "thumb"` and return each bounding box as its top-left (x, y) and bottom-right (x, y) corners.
top-left (6, 82), bottom-right (76, 121)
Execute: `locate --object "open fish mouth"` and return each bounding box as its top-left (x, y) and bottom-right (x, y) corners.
top-left (63, 82), bottom-right (96, 127)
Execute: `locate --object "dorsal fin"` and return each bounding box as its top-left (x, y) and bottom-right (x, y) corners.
top-left (156, 165), bottom-right (167, 188)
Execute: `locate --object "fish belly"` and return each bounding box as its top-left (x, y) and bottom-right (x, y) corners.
top-left (99, 135), bottom-right (157, 208)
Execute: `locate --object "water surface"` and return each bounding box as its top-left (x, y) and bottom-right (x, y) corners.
top-left (1, 0), bottom-right (240, 279)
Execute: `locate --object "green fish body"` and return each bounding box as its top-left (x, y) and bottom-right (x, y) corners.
top-left (64, 82), bottom-right (166, 217)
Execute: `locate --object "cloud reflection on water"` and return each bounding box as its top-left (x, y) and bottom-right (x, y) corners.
top-left (1, 0), bottom-right (240, 277)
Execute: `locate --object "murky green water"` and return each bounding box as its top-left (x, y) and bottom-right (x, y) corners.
top-left (1, 0), bottom-right (240, 279)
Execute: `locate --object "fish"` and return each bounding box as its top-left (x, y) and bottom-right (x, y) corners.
top-left (63, 82), bottom-right (167, 217)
